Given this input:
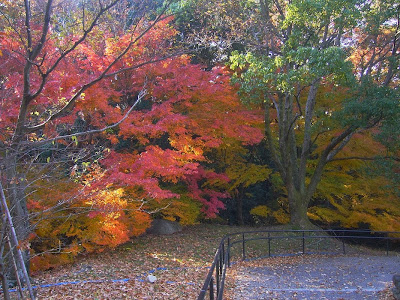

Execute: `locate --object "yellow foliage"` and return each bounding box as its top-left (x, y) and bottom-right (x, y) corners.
top-left (149, 195), bottom-right (202, 225)
top-left (310, 170), bottom-right (400, 232)
top-left (28, 176), bottom-right (155, 272)
top-left (272, 208), bottom-right (290, 224)
top-left (226, 163), bottom-right (272, 190)
top-left (250, 205), bottom-right (270, 217)
top-left (250, 205), bottom-right (290, 225)
top-left (309, 143), bottom-right (400, 233)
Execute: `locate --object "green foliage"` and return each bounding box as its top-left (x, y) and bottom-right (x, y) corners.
top-left (283, 0), bottom-right (361, 33)
top-left (230, 45), bottom-right (354, 96)
top-left (337, 80), bottom-right (400, 132)
top-left (226, 0), bottom-right (399, 229)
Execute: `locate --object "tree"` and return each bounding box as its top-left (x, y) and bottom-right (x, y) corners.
top-left (207, 140), bottom-right (272, 225)
top-left (0, 0), bottom-right (180, 292)
top-left (230, 0), bottom-right (399, 228)
top-left (16, 55), bottom-right (265, 274)
top-left (86, 58), bottom-right (265, 221)
top-left (1, 0), bottom-right (266, 281)
top-left (187, 0), bottom-right (399, 228)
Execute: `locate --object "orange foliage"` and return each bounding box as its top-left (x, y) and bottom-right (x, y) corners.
top-left (18, 15), bottom-right (264, 272)
top-left (28, 176), bottom-right (153, 273)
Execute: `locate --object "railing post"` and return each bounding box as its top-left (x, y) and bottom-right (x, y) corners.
top-left (268, 232), bottom-right (271, 257)
top-left (242, 233), bottom-right (246, 260)
top-left (222, 242), bottom-right (225, 266)
top-left (210, 277), bottom-right (214, 300)
top-left (227, 237), bottom-right (231, 267)
top-left (198, 229), bottom-right (400, 300)
top-left (216, 254), bottom-right (220, 296)
top-left (386, 238), bottom-right (389, 256)
top-left (342, 234), bottom-right (346, 254)
top-left (220, 246), bottom-right (223, 274)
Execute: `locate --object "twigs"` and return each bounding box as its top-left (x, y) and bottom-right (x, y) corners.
top-left (0, 181), bottom-right (35, 299)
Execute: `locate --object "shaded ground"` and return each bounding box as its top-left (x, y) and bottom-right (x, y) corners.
top-left (231, 254), bottom-right (399, 300)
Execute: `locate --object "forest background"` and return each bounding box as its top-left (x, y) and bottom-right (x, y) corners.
top-left (0, 0), bottom-right (399, 277)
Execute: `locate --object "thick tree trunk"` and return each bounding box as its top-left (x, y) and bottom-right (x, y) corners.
top-left (287, 186), bottom-right (313, 229)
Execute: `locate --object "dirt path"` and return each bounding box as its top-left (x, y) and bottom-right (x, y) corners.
top-left (231, 254), bottom-right (400, 300)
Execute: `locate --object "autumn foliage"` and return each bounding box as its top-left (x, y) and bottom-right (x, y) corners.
top-left (0, 11), bottom-right (264, 271)
top-left (1, 0), bottom-right (399, 276)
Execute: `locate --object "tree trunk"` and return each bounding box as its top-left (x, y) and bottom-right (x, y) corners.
top-left (287, 185), bottom-right (313, 229)
top-left (236, 196), bottom-right (244, 226)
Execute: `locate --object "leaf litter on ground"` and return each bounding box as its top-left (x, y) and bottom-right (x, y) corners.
top-left (29, 224), bottom-right (255, 299)
top-left (9, 224), bottom-right (399, 299)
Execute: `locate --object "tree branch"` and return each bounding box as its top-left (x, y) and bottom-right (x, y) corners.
top-left (326, 131), bottom-right (355, 161)
top-left (264, 101), bottom-right (284, 177)
top-left (26, 49), bottom-right (185, 133)
top-left (305, 126), bottom-right (356, 200)
top-left (24, 0), bottom-right (32, 53)
top-left (22, 88), bottom-right (148, 147)
top-left (30, 0), bottom-right (53, 61)
top-left (299, 79), bottom-right (319, 183)
top-left (27, 4), bottom-right (174, 132)
top-left (30, 0), bottom-right (122, 101)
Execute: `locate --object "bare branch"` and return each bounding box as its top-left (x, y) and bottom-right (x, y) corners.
top-left (326, 131), bottom-right (355, 161)
top-left (264, 101), bottom-right (284, 177)
top-left (0, 181), bottom-right (35, 299)
top-left (23, 88), bottom-right (148, 147)
top-left (310, 129), bottom-right (331, 150)
top-left (24, 0), bottom-right (32, 53)
top-left (30, 0), bottom-right (53, 61)
top-left (305, 126), bottom-right (356, 200)
top-left (28, 6), bottom-right (175, 132)
top-left (30, 0), bottom-right (123, 101)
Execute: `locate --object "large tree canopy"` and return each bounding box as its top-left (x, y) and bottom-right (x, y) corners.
top-left (0, 0), bottom-right (186, 285)
top-left (183, 0), bottom-right (400, 227)
top-left (0, 0), bottom-right (264, 278)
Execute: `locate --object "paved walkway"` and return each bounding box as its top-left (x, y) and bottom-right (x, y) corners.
top-left (233, 255), bottom-right (400, 299)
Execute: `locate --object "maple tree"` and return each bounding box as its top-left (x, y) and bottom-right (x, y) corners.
top-left (0, 1), bottom-right (267, 286)
top-left (0, 4), bottom-right (398, 299)
top-left (25, 56), bottom-right (264, 272)
top-left (0, 0), bottom-right (186, 293)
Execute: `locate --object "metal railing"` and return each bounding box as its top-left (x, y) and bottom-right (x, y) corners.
top-left (197, 229), bottom-right (400, 300)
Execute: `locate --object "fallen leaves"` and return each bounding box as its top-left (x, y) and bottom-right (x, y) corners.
top-left (27, 224), bottom-right (245, 299)
top-left (9, 224), bottom-right (399, 299)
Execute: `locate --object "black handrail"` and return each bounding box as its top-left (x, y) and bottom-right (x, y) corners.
top-left (197, 229), bottom-right (400, 300)
top-left (198, 237), bottom-right (229, 300)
